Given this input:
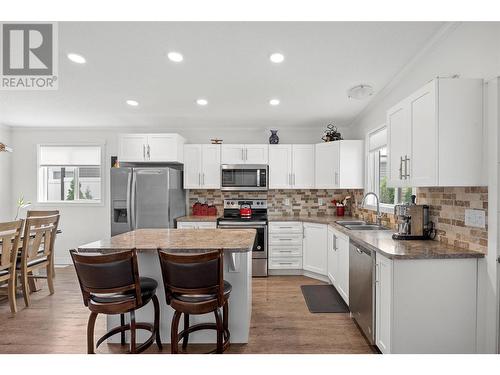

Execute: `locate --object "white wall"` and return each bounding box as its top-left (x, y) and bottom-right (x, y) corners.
top-left (0, 124), bottom-right (12, 222)
top-left (10, 125), bottom-right (351, 265)
top-left (349, 22), bottom-right (500, 354)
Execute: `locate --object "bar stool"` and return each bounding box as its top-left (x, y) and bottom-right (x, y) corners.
top-left (70, 249), bottom-right (162, 354)
top-left (157, 249), bottom-right (231, 354)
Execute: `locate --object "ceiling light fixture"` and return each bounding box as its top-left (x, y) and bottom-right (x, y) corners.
top-left (126, 100), bottom-right (139, 107)
top-left (167, 51), bottom-right (184, 62)
top-left (196, 98), bottom-right (208, 106)
top-left (270, 53), bottom-right (285, 64)
top-left (347, 84), bottom-right (374, 100)
top-left (67, 53), bottom-right (86, 64)
top-left (269, 99), bottom-right (280, 106)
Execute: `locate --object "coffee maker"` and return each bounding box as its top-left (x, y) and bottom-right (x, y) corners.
top-left (392, 195), bottom-right (434, 240)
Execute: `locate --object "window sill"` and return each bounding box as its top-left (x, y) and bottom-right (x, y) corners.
top-left (36, 201), bottom-right (104, 208)
top-left (362, 204), bottom-right (394, 214)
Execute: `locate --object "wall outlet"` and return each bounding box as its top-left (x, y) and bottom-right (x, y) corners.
top-left (464, 209), bottom-right (486, 228)
top-left (318, 198), bottom-right (324, 205)
top-left (284, 198), bottom-right (290, 206)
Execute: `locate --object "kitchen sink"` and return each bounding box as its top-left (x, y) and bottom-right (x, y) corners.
top-left (344, 224), bottom-right (389, 231)
top-left (335, 220), bottom-right (367, 226)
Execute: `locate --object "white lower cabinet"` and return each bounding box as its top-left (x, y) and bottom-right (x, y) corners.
top-left (375, 253), bottom-right (478, 353)
top-left (268, 222), bottom-right (303, 270)
top-left (375, 253), bottom-right (392, 354)
top-left (327, 227), bottom-right (338, 285)
top-left (177, 221), bottom-right (217, 229)
top-left (327, 227), bottom-right (349, 305)
top-left (302, 223), bottom-right (327, 276)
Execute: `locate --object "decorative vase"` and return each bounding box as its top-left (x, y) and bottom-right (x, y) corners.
top-left (269, 130), bottom-right (279, 144)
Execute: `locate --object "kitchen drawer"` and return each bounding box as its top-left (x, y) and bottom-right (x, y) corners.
top-left (177, 222), bottom-right (198, 229)
top-left (196, 222), bottom-right (217, 229)
top-left (269, 222), bottom-right (303, 233)
top-left (269, 233), bottom-right (303, 245)
top-left (268, 256), bottom-right (303, 270)
top-left (269, 245), bottom-right (303, 257)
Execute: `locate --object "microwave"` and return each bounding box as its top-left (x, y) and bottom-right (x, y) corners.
top-left (221, 164), bottom-right (268, 191)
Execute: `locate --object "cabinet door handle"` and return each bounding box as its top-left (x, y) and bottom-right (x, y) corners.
top-left (375, 263), bottom-right (380, 283)
top-left (278, 250), bottom-right (292, 252)
top-left (399, 156), bottom-right (403, 180)
top-left (202, 173), bottom-right (205, 185)
top-left (147, 144), bottom-right (151, 160)
top-left (245, 148), bottom-right (248, 161)
top-left (279, 262), bottom-right (293, 265)
top-left (241, 148), bottom-right (244, 161)
top-left (335, 171), bottom-right (339, 186)
top-left (405, 156), bottom-right (410, 179)
top-left (143, 144), bottom-right (146, 160)
top-left (278, 238), bottom-right (292, 241)
top-left (292, 173), bottom-right (296, 186)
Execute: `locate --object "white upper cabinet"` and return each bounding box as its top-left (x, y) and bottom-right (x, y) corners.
top-left (269, 145), bottom-right (315, 189)
top-left (221, 144), bottom-right (268, 164)
top-left (183, 144), bottom-right (221, 189)
top-left (268, 145), bottom-right (293, 188)
top-left (292, 145), bottom-right (315, 189)
top-left (119, 133), bottom-right (185, 163)
top-left (315, 140), bottom-right (364, 189)
top-left (387, 78), bottom-right (484, 187)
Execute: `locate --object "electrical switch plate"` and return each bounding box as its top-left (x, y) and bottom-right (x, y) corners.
top-left (284, 198), bottom-right (290, 206)
top-left (318, 198), bottom-right (324, 205)
top-left (464, 209), bottom-right (486, 228)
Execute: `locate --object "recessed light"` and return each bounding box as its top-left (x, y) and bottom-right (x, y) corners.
top-left (270, 53), bottom-right (285, 64)
top-left (269, 99), bottom-right (280, 106)
top-left (67, 53), bottom-right (86, 64)
top-left (196, 98), bottom-right (208, 106)
top-left (167, 51), bottom-right (184, 62)
top-left (126, 100), bottom-right (139, 107)
top-left (347, 84), bottom-right (374, 100)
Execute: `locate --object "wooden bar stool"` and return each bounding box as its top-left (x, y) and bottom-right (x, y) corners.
top-left (157, 249), bottom-right (231, 354)
top-left (0, 220), bottom-right (23, 314)
top-left (26, 210), bottom-right (59, 279)
top-left (70, 249), bottom-right (162, 354)
top-left (17, 214), bottom-right (59, 307)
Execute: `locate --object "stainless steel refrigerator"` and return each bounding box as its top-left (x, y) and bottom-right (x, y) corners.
top-left (111, 167), bottom-right (186, 236)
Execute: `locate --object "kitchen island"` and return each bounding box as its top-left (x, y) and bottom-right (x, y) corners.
top-left (78, 228), bottom-right (256, 344)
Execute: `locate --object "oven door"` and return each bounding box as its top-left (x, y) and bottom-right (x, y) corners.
top-left (217, 222), bottom-right (268, 259)
top-left (220, 165), bottom-right (268, 191)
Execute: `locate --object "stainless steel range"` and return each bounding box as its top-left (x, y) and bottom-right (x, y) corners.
top-left (217, 199), bottom-right (268, 277)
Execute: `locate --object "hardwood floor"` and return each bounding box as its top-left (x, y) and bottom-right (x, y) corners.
top-left (0, 267), bottom-right (376, 354)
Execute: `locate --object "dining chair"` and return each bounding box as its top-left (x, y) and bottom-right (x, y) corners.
top-left (70, 249), bottom-right (162, 354)
top-left (17, 214), bottom-right (60, 307)
top-left (26, 210), bottom-right (60, 278)
top-left (0, 220), bottom-right (24, 313)
top-left (157, 249), bottom-right (231, 354)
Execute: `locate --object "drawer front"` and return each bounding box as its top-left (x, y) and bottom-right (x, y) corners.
top-left (269, 233), bottom-right (303, 245)
top-left (269, 222), bottom-right (303, 233)
top-left (268, 256), bottom-right (303, 270)
top-left (177, 222), bottom-right (198, 229)
top-left (196, 222), bottom-right (217, 229)
top-left (269, 245), bottom-right (303, 257)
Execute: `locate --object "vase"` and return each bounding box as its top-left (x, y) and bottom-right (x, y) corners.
top-left (269, 130), bottom-right (279, 144)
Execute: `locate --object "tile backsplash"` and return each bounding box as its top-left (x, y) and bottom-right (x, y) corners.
top-left (189, 186), bottom-right (488, 253)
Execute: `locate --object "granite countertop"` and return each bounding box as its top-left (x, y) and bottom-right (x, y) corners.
top-left (78, 228), bottom-right (256, 253)
top-left (268, 214), bottom-right (485, 260)
top-left (176, 215), bottom-right (219, 222)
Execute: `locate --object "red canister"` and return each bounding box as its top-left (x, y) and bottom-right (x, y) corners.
top-left (336, 205), bottom-right (345, 216)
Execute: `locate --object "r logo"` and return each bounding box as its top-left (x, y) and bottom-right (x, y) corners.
top-left (2, 23), bottom-right (53, 76)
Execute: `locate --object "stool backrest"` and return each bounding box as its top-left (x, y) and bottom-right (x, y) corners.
top-left (70, 249), bottom-right (142, 308)
top-left (0, 220), bottom-right (23, 275)
top-left (157, 249), bottom-right (224, 305)
top-left (21, 215), bottom-right (59, 264)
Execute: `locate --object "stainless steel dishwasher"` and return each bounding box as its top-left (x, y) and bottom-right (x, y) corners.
top-left (349, 242), bottom-right (375, 345)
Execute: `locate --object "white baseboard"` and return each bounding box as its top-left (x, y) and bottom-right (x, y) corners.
top-left (268, 269), bottom-right (331, 283)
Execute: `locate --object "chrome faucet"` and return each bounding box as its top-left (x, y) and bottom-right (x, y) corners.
top-left (361, 192), bottom-right (382, 226)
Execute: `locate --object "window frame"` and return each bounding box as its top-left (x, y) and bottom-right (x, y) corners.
top-left (36, 143), bottom-right (105, 206)
top-left (364, 125), bottom-right (412, 214)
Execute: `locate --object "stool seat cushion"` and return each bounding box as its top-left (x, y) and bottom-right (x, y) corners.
top-left (173, 280), bottom-right (232, 303)
top-left (91, 276), bottom-right (158, 305)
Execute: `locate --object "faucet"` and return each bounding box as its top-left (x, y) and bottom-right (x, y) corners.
top-left (361, 192), bottom-right (382, 226)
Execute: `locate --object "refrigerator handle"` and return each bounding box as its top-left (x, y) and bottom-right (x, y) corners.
top-left (126, 171), bottom-right (133, 231)
top-left (130, 172), bottom-right (137, 230)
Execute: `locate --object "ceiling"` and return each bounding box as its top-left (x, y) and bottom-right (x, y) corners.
top-left (0, 22), bottom-right (444, 129)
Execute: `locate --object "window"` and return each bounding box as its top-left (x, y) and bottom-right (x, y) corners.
top-left (366, 127), bottom-right (413, 209)
top-left (38, 145), bottom-right (102, 203)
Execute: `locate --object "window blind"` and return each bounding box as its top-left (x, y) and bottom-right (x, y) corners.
top-left (39, 145), bottom-right (101, 166)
